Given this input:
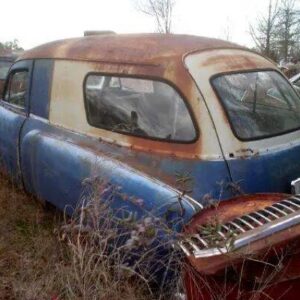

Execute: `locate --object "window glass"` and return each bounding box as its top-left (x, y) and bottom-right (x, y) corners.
top-left (0, 61), bottom-right (12, 80)
top-left (212, 70), bottom-right (300, 140)
top-left (84, 75), bottom-right (196, 142)
top-left (4, 71), bottom-right (28, 108)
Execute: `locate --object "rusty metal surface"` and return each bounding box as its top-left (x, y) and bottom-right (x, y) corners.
top-left (184, 255), bottom-right (300, 300)
top-left (183, 194), bottom-right (300, 299)
top-left (183, 194), bottom-right (300, 274)
top-left (18, 34), bottom-right (242, 66)
top-left (0, 80), bottom-right (5, 93)
top-left (186, 194), bottom-right (288, 227)
top-left (48, 59), bottom-right (211, 159)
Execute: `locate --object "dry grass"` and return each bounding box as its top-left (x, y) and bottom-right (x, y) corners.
top-left (0, 174), bottom-right (64, 299)
top-left (1, 171), bottom-right (287, 300)
top-left (0, 174), bottom-right (183, 300)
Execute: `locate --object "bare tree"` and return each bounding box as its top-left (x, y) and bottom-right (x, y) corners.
top-left (222, 17), bottom-right (232, 41)
top-left (0, 39), bottom-right (23, 52)
top-left (276, 0), bottom-right (300, 61)
top-left (249, 0), bottom-right (279, 60)
top-left (134, 0), bottom-right (175, 33)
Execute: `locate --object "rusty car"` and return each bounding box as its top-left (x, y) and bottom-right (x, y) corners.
top-left (0, 55), bottom-right (15, 95)
top-left (1, 33), bottom-right (300, 298)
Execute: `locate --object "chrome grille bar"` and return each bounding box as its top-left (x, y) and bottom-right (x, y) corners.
top-left (263, 207), bottom-right (281, 218)
top-left (268, 205), bottom-right (288, 216)
top-left (236, 217), bottom-right (255, 230)
top-left (282, 199), bottom-right (300, 209)
top-left (179, 195), bottom-right (300, 258)
top-left (228, 221), bottom-right (246, 233)
top-left (275, 202), bottom-right (295, 213)
top-left (251, 211), bottom-right (271, 222)
top-left (244, 214), bottom-right (264, 226)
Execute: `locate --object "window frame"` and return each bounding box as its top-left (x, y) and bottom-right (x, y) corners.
top-left (83, 72), bottom-right (199, 144)
top-left (2, 68), bottom-right (29, 113)
top-left (210, 68), bottom-right (300, 142)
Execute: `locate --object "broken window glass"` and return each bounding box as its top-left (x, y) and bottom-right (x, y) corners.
top-left (84, 75), bottom-right (196, 142)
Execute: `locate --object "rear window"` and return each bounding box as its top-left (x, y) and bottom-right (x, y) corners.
top-left (212, 70), bottom-right (300, 140)
top-left (84, 75), bottom-right (196, 142)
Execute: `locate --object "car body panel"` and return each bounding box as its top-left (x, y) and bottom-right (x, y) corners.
top-left (186, 49), bottom-right (300, 195)
top-left (0, 34), bottom-right (297, 227)
top-left (0, 60), bottom-right (32, 184)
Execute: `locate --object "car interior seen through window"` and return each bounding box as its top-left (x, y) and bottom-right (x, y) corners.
top-left (85, 75), bottom-right (196, 142)
top-left (4, 70), bottom-right (28, 109)
top-left (212, 70), bottom-right (300, 140)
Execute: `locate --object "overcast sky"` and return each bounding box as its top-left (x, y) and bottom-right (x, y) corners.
top-left (0, 0), bottom-right (291, 50)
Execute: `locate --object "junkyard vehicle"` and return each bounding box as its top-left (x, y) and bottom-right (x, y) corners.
top-left (0, 56), bottom-right (15, 95)
top-left (1, 34), bottom-right (300, 298)
top-left (290, 72), bottom-right (300, 94)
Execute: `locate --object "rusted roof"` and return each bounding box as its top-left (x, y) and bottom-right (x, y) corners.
top-left (19, 34), bottom-right (243, 65)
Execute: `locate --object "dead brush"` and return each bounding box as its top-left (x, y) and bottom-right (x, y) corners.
top-left (57, 178), bottom-right (186, 300)
top-left (181, 238), bottom-right (292, 300)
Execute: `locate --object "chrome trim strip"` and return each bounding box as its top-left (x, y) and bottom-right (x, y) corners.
top-left (179, 242), bottom-right (192, 256)
top-left (179, 196), bottom-right (300, 259)
top-left (193, 235), bottom-right (208, 248)
top-left (244, 214), bottom-right (263, 226)
top-left (236, 217), bottom-right (255, 229)
top-left (217, 231), bottom-right (226, 239)
top-left (263, 208), bottom-right (280, 219)
top-left (190, 209), bottom-right (300, 258)
top-left (290, 196), bottom-right (300, 204)
top-left (275, 202), bottom-right (295, 213)
top-left (283, 199), bottom-right (300, 209)
top-left (251, 211), bottom-right (271, 222)
top-left (187, 238), bottom-right (202, 252)
top-left (228, 221), bottom-right (246, 233)
top-left (184, 195), bottom-right (203, 212)
top-left (29, 113), bottom-right (50, 124)
top-left (269, 205), bottom-right (288, 216)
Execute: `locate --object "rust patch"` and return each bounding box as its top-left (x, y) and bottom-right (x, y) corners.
top-left (69, 137), bottom-right (179, 189)
top-left (183, 193), bottom-right (300, 277)
top-left (19, 34), bottom-right (243, 66)
top-left (88, 56), bottom-right (202, 159)
top-left (186, 194), bottom-right (287, 228)
top-left (0, 80), bottom-right (5, 95)
top-left (185, 246), bottom-right (300, 299)
top-left (200, 54), bottom-right (266, 70)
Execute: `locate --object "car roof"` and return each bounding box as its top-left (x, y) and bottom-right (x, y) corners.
top-left (18, 33), bottom-right (244, 65)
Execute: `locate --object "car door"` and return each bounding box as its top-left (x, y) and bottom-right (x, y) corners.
top-left (0, 60), bottom-right (32, 184)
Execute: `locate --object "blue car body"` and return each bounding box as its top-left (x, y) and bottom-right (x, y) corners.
top-left (0, 34), bottom-right (300, 231)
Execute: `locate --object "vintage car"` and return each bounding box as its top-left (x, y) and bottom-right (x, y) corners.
top-left (0, 55), bottom-right (15, 95)
top-left (290, 72), bottom-right (300, 95)
top-left (1, 34), bottom-right (300, 298)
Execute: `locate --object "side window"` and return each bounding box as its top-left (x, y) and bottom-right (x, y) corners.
top-left (84, 75), bottom-right (197, 142)
top-left (4, 70), bottom-right (28, 109)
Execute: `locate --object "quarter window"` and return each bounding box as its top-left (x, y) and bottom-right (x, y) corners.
top-left (84, 75), bottom-right (196, 142)
top-left (4, 70), bottom-right (28, 109)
